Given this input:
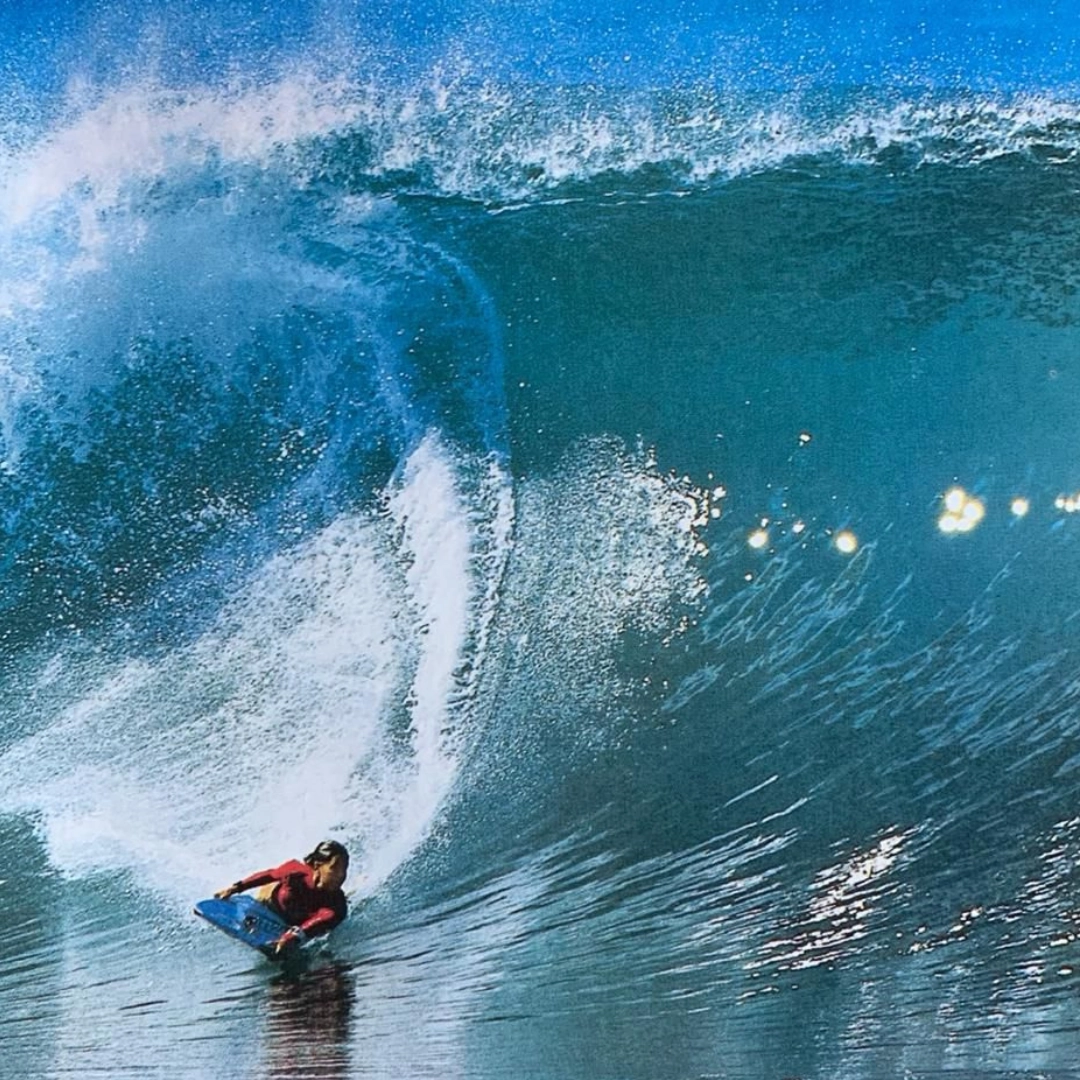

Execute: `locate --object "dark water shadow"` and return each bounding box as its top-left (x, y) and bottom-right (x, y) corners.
top-left (262, 960), bottom-right (356, 1079)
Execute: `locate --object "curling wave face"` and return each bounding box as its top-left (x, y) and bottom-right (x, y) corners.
top-left (0, 66), bottom-right (517, 907)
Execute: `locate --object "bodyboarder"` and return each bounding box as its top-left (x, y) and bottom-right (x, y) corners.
top-left (214, 840), bottom-right (349, 954)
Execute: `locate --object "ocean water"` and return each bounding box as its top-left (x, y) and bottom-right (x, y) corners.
top-left (4, 3), bottom-right (1080, 1078)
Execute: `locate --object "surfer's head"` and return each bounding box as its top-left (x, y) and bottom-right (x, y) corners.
top-left (305, 839), bottom-right (349, 890)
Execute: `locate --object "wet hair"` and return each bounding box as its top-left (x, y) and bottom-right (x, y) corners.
top-left (304, 840), bottom-right (350, 869)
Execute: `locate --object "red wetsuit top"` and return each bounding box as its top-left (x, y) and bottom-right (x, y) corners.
top-left (234, 860), bottom-right (347, 939)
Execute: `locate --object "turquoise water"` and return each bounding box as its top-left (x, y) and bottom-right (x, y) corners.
top-left (4, 4), bottom-right (1080, 1078)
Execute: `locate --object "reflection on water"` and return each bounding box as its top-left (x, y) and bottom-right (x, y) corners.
top-left (263, 963), bottom-right (355, 1080)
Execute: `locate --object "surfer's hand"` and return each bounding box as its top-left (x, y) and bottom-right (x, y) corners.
top-left (214, 885), bottom-right (238, 900)
top-left (274, 928), bottom-right (306, 954)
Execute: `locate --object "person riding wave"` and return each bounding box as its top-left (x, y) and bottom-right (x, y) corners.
top-left (215, 840), bottom-right (349, 954)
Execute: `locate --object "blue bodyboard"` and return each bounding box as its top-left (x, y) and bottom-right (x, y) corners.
top-left (193, 894), bottom-right (290, 958)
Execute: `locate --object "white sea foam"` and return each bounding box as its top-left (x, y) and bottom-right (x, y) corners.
top-left (0, 75), bottom-right (359, 229)
top-left (0, 433), bottom-right (510, 907)
top-left (479, 439), bottom-right (709, 769)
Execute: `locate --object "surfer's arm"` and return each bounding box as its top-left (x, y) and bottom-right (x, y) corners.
top-left (299, 903), bottom-right (345, 938)
top-left (274, 902), bottom-right (346, 950)
top-left (213, 867), bottom-right (281, 899)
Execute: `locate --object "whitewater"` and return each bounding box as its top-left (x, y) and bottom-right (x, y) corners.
top-left (4, 2), bottom-right (1080, 1078)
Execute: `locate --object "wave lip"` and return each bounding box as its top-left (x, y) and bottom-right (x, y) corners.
top-left (7, 77), bottom-right (1080, 234)
top-left (298, 85), bottom-right (1080, 203)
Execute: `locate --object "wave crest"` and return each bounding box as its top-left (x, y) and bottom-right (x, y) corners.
top-left (5, 76), bottom-right (1080, 233)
